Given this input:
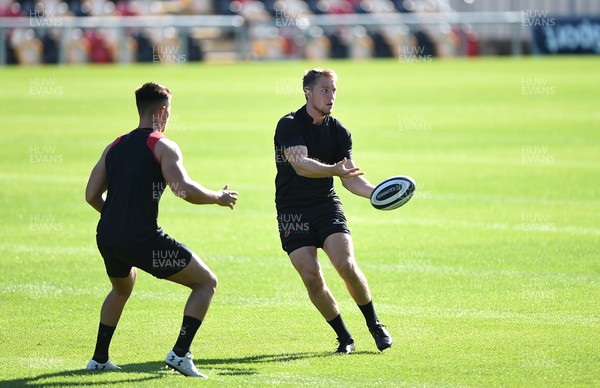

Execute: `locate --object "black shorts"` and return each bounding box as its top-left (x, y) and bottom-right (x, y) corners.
top-left (276, 198), bottom-right (350, 255)
top-left (97, 232), bottom-right (193, 279)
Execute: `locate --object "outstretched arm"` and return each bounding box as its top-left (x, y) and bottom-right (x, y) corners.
top-left (85, 143), bottom-right (111, 213)
top-left (155, 138), bottom-right (238, 209)
top-left (340, 159), bottom-right (375, 199)
top-left (284, 145), bottom-right (364, 179)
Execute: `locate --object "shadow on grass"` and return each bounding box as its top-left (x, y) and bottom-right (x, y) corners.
top-left (0, 361), bottom-right (167, 387)
top-left (202, 350), bottom-right (378, 376)
top-left (0, 350), bottom-right (378, 385)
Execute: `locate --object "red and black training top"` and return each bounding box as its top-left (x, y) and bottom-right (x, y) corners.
top-left (97, 128), bottom-right (166, 247)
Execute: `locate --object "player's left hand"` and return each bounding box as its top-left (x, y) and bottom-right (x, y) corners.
top-left (334, 158), bottom-right (364, 178)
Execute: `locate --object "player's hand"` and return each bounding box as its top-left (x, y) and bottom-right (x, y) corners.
top-left (334, 158), bottom-right (364, 178)
top-left (216, 184), bottom-right (238, 209)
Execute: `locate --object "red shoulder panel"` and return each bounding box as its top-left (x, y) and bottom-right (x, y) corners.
top-left (146, 131), bottom-right (165, 164)
top-left (108, 135), bottom-right (123, 152)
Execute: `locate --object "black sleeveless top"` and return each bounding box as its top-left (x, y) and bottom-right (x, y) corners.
top-left (97, 128), bottom-right (166, 246)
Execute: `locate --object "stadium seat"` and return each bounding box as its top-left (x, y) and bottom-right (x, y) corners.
top-left (12, 28), bottom-right (43, 65)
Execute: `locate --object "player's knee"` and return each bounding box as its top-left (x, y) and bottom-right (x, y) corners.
top-left (207, 271), bottom-right (218, 292)
top-left (193, 270), bottom-right (217, 294)
top-left (336, 259), bottom-right (358, 280)
top-left (302, 271), bottom-right (326, 293)
top-left (112, 284), bottom-right (133, 299)
top-left (110, 278), bottom-right (135, 298)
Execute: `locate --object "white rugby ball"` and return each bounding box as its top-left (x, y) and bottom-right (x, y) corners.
top-left (370, 176), bottom-right (416, 210)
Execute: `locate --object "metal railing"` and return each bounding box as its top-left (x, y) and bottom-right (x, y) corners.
top-left (0, 12), bottom-right (525, 65)
top-left (0, 14), bottom-right (246, 65)
top-left (268, 11), bottom-right (525, 56)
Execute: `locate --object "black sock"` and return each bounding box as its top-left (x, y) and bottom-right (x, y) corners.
top-left (327, 314), bottom-right (352, 341)
top-left (173, 315), bottom-right (202, 357)
top-left (358, 300), bottom-right (379, 329)
top-left (92, 323), bottom-right (116, 364)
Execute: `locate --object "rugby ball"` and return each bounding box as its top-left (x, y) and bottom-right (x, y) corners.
top-left (370, 176), bottom-right (416, 210)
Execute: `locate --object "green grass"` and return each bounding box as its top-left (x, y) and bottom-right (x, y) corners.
top-left (0, 57), bottom-right (599, 386)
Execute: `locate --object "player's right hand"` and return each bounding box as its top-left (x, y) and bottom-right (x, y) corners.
top-left (217, 184), bottom-right (238, 209)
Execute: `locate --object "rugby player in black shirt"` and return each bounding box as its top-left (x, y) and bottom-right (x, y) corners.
top-left (274, 69), bottom-right (392, 353)
top-left (85, 82), bottom-right (238, 377)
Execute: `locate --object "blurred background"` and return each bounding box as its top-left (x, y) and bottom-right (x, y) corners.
top-left (0, 0), bottom-right (598, 65)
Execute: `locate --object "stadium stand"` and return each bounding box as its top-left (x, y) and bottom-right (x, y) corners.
top-left (0, 0), bottom-right (598, 64)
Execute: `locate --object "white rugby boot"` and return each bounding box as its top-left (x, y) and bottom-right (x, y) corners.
top-left (165, 350), bottom-right (207, 378)
top-left (86, 359), bottom-right (121, 371)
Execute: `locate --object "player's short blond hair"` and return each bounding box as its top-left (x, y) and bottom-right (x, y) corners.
top-left (302, 68), bottom-right (337, 93)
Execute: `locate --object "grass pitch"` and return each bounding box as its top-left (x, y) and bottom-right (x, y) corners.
top-left (0, 57), bottom-right (599, 386)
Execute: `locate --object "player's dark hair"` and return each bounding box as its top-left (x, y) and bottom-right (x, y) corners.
top-left (302, 68), bottom-right (337, 95)
top-left (135, 82), bottom-right (171, 116)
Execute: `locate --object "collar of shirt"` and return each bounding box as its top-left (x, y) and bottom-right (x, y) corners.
top-left (297, 104), bottom-right (330, 127)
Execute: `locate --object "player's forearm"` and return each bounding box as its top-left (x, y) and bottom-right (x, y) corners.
top-left (86, 196), bottom-right (104, 213)
top-left (343, 176), bottom-right (375, 199)
top-left (292, 157), bottom-right (337, 178)
top-left (174, 181), bottom-right (220, 205)
top-left (85, 184), bottom-right (105, 213)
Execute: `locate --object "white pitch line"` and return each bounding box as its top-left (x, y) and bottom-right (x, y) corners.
top-left (352, 216), bottom-right (600, 236)
top-left (380, 305), bottom-right (600, 328)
